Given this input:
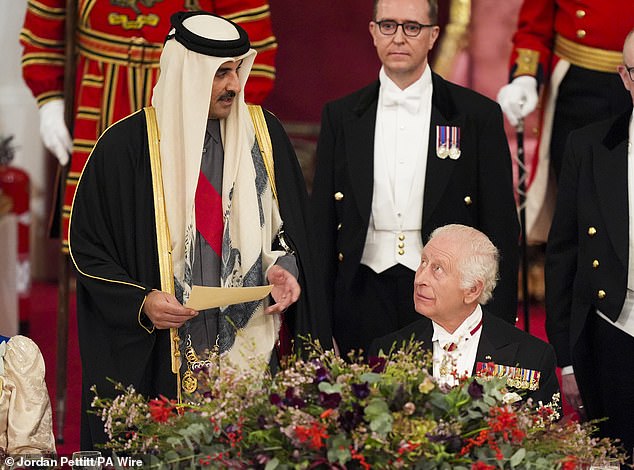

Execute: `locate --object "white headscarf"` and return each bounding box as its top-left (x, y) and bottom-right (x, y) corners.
top-left (152, 13), bottom-right (256, 300)
top-left (152, 13), bottom-right (284, 367)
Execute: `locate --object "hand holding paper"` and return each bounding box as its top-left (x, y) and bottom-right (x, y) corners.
top-left (184, 285), bottom-right (273, 311)
top-left (144, 290), bottom-right (197, 329)
top-left (183, 265), bottom-right (299, 314)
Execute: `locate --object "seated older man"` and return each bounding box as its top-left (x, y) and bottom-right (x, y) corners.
top-left (369, 224), bottom-right (559, 406)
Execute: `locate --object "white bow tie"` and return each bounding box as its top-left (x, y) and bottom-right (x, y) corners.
top-left (433, 331), bottom-right (457, 351)
top-left (383, 89), bottom-right (421, 114)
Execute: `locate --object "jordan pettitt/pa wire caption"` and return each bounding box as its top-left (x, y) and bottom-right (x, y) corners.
top-left (2, 454), bottom-right (144, 468)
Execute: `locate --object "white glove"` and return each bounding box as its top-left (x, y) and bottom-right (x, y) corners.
top-left (496, 76), bottom-right (539, 127)
top-left (39, 99), bottom-right (72, 166)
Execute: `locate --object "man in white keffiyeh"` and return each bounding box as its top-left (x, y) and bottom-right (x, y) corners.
top-left (69, 11), bottom-right (331, 449)
top-left (148, 12), bottom-right (299, 375)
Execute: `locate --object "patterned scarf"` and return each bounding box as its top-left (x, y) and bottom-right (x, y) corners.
top-left (152, 29), bottom-right (284, 369)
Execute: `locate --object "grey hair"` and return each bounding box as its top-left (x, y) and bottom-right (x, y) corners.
top-left (428, 224), bottom-right (499, 304)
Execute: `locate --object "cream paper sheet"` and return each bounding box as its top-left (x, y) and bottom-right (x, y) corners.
top-left (184, 285), bottom-right (272, 311)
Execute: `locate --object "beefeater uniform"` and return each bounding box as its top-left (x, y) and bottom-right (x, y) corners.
top-left (19, 0), bottom-right (277, 252)
top-left (508, 0), bottom-right (634, 242)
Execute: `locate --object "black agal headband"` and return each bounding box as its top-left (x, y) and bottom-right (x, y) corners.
top-left (166, 11), bottom-right (250, 57)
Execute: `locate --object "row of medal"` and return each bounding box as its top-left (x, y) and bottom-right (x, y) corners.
top-left (436, 125), bottom-right (461, 160)
top-left (475, 361), bottom-right (541, 391)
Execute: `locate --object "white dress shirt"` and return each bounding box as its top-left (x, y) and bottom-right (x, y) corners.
top-left (432, 305), bottom-right (483, 387)
top-left (361, 66), bottom-right (433, 273)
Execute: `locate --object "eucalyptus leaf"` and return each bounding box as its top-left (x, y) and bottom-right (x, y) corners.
top-left (318, 381), bottom-right (343, 393)
top-left (510, 448), bottom-right (526, 467)
top-left (327, 434), bottom-right (351, 464)
top-left (359, 372), bottom-right (382, 383)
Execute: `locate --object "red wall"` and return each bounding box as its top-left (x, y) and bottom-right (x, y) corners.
top-left (263, 1), bottom-right (380, 123)
top-left (263, 1), bottom-right (451, 123)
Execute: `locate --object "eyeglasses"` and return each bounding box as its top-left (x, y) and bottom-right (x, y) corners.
top-left (625, 64), bottom-right (634, 81)
top-left (373, 20), bottom-right (436, 37)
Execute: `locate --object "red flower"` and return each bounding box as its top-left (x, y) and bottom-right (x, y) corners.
top-left (511, 427), bottom-right (526, 443)
top-left (320, 408), bottom-right (334, 419)
top-left (148, 395), bottom-right (177, 423)
top-left (294, 422), bottom-right (329, 450)
top-left (351, 448), bottom-right (371, 470)
top-left (471, 462), bottom-right (496, 470)
top-left (488, 406), bottom-right (524, 443)
top-left (561, 456), bottom-right (578, 470)
top-left (398, 441), bottom-right (421, 455)
top-left (489, 406), bottom-right (518, 432)
top-left (461, 429), bottom-right (489, 456)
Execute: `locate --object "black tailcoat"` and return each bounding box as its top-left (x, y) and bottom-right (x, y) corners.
top-left (311, 72), bottom-right (520, 349)
top-left (369, 310), bottom-right (560, 406)
top-left (546, 110), bottom-right (634, 448)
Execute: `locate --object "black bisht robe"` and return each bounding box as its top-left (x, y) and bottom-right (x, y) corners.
top-left (69, 108), bottom-right (332, 449)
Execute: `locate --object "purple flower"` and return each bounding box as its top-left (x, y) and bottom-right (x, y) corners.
top-left (269, 393), bottom-right (282, 406)
top-left (367, 356), bottom-right (386, 373)
top-left (319, 391), bottom-right (342, 409)
top-left (468, 380), bottom-right (484, 400)
top-left (284, 387), bottom-right (306, 408)
top-left (446, 435), bottom-right (463, 453)
top-left (225, 423), bottom-right (239, 434)
top-left (290, 397), bottom-right (307, 408)
top-left (338, 403), bottom-right (364, 432)
top-left (257, 415), bottom-right (267, 429)
top-left (315, 366), bottom-right (330, 383)
top-left (351, 382), bottom-right (370, 399)
top-left (389, 384), bottom-right (407, 411)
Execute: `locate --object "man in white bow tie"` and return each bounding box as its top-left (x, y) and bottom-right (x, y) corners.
top-left (311, 0), bottom-right (520, 357)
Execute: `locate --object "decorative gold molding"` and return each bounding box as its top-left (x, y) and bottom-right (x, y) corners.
top-left (431, 0), bottom-right (471, 79)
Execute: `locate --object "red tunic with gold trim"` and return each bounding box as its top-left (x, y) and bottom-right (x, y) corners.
top-left (20, 0), bottom-right (277, 251)
top-left (509, 0), bottom-right (632, 81)
top-left (506, 0), bottom-right (634, 242)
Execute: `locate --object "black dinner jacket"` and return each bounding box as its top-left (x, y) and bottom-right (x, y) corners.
top-left (311, 72), bottom-right (519, 323)
top-left (546, 109), bottom-right (632, 367)
top-left (368, 310), bottom-right (560, 406)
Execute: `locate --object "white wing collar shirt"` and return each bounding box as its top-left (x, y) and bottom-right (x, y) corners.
top-left (362, 65), bottom-right (433, 273)
top-left (431, 305), bottom-right (484, 388)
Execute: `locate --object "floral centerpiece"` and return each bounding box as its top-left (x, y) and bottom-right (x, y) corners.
top-left (93, 342), bottom-right (624, 469)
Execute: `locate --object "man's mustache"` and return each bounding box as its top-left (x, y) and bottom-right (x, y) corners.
top-left (218, 91), bottom-right (236, 101)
